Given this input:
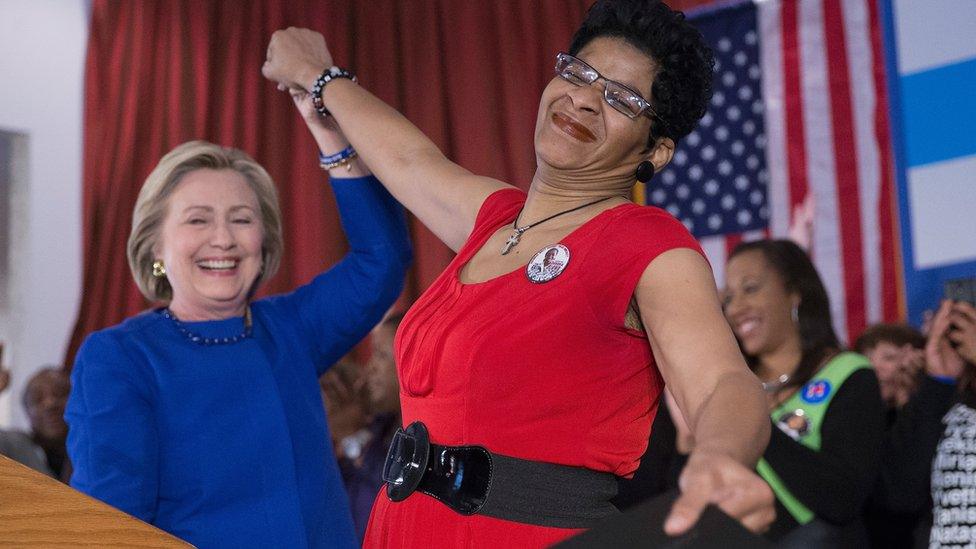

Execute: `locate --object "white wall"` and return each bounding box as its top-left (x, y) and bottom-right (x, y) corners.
top-left (0, 0), bottom-right (89, 429)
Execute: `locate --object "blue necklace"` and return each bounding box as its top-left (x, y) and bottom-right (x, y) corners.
top-left (161, 306), bottom-right (253, 345)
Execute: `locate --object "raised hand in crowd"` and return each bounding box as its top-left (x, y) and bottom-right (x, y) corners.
top-left (787, 193), bottom-right (815, 251)
top-left (947, 301), bottom-right (976, 365)
top-left (891, 346), bottom-right (925, 408)
top-left (925, 300), bottom-right (968, 379)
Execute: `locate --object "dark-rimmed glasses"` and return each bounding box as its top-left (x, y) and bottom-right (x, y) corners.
top-left (555, 52), bottom-right (662, 123)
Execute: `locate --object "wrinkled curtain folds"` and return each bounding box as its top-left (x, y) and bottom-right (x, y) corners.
top-left (67, 0), bottom-right (713, 363)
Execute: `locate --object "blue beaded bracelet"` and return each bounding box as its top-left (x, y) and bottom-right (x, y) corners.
top-left (319, 146), bottom-right (356, 164)
top-left (318, 146), bottom-right (358, 171)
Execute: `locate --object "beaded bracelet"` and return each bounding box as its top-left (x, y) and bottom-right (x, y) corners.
top-left (318, 146), bottom-right (358, 171)
top-left (310, 66), bottom-right (356, 117)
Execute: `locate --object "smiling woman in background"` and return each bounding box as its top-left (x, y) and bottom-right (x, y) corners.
top-left (722, 239), bottom-right (885, 546)
top-left (65, 135), bottom-right (410, 548)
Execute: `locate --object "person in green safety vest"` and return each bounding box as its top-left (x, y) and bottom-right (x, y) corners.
top-left (722, 239), bottom-right (886, 546)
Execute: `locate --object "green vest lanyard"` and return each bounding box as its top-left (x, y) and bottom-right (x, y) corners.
top-left (756, 352), bottom-right (872, 524)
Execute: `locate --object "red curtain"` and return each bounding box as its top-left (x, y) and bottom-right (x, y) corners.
top-left (66, 0), bottom-right (715, 364)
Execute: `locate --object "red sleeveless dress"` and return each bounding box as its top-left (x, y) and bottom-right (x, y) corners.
top-left (364, 188), bottom-right (703, 548)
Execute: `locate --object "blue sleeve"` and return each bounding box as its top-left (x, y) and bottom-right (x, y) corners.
top-left (66, 332), bottom-right (159, 522)
top-left (268, 175), bottom-right (412, 375)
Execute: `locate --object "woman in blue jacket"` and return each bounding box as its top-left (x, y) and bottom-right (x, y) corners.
top-left (66, 128), bottom-right (410, 548)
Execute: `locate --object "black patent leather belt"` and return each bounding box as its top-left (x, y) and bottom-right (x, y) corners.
top-left (382, 421), bottom-right (620, 528)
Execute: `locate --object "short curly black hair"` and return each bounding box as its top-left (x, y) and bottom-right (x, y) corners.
top-left (569, 0), bottom-right (714, 145)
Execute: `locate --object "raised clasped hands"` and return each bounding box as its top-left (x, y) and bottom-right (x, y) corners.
top-left (664, 449), bottom-right (775, 537)
top-left (263, 27), bottom-right (333, 93)
top-left (264, 28), bottom-right (353, 153)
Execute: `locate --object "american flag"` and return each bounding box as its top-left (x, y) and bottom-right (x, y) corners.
top-left (641, 0), bottom-right (901, 342)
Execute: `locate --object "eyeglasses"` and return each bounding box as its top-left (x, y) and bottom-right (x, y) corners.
top-left (555, 52), bottom-right (662, 122)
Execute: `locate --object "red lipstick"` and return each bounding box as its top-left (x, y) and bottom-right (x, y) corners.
top-left (552, 112), bottom-right (597, 142)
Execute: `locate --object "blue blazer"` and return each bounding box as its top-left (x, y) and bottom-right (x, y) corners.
top-left (67, 176), bottom-right (410, 548)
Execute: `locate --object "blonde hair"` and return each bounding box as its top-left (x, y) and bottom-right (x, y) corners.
top-left (127, 140), bottom-right (283, 302)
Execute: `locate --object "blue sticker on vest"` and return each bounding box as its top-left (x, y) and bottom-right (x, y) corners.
top-left (801, 380), bottom-right (832, 404)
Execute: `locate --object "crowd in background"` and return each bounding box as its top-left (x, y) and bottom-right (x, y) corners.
top-left (617, 240), bottom-right (976, 547)
top-left (2, 237), bottom-right (974, 547)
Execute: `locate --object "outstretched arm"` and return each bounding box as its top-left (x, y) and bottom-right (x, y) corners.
top-left (264, 28), bottom-right (512, 252)
top-left (636, 249), bottom-right (773, 535)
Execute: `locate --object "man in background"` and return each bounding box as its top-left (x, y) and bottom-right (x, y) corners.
top-left (0, 366), bottom-right (70, 481)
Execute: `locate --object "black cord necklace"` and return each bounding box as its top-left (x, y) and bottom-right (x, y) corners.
top-left (500, 196), bottom-right (613, 255)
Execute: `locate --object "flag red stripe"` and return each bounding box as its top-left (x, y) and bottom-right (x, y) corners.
top-left (725, 233), bottom-right (744, 258)
top-left (780, 1), bottom-right (808, 212)
top-left (867, 0), bottom-right (902, 321)
top-left (823, 0), bottom-right (867, 339)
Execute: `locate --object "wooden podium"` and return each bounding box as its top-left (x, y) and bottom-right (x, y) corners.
top-left (0, 455), bottom-right (191, 547)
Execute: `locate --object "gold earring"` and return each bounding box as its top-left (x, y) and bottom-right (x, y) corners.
top-left (152, 260), bottom-right (166, 278)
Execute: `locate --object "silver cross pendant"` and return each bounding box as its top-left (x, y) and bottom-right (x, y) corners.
top-left (501, 230), bottom-right (523, 255)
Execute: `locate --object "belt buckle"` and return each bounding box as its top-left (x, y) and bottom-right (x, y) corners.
top-left (383, 421), bottom-right (430, 502)
top-left (425, 445), bottom-right (492, 515)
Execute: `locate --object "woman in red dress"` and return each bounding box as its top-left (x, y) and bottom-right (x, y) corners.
top-left (264, 1), bottom-right (774, 546)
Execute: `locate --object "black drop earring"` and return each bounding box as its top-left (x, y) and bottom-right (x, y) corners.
top-left (635, 160), bottom-right (656, 183)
